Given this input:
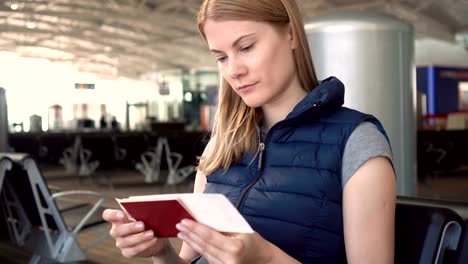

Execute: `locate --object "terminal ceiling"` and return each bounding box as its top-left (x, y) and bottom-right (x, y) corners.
top-left (0, 0), bottom-right (467, 79)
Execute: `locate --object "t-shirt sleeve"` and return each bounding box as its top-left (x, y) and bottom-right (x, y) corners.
top-left (341, 121), bottom-right (394, 189)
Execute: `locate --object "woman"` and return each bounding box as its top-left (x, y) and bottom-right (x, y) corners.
top-left (103, 0), bottom-right (396, 263)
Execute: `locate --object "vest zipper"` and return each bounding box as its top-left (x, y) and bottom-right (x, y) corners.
top-left (257, 142), bottom-right (265, 171)
top-left (234, 100), bottom-right (321, 210)
top-left (235, 142), bottom-right (265, 209)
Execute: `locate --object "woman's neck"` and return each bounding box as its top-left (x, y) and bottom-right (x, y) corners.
top-left (261, 79), bottom-right (307, 130)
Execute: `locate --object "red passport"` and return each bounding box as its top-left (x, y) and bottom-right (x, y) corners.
top-left (116, 193), bottom-right (253, 238)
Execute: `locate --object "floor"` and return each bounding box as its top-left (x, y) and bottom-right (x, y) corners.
top-left (1, 165), bottom-right (468, 263)
top-left (417, 172), bottom-right (468, 202)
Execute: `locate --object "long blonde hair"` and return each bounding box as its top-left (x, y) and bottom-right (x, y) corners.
top-left (197, 0), bottom-right (319, 174)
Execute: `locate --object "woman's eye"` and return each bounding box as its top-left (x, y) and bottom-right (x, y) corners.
top-left (240, 44), bottom-right (253, 52)
top-left (216, 56), bottom-right (227, 63)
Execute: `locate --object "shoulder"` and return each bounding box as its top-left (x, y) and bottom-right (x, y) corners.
top-left (322, 107), bottom-right (390, 145)
top-left (341, 121), bottom-right (394, 188)
top-left (320, 107), bottom-right (371, 122)
top-left (349, 122), bottom-right (389, 143)
top-left (347, 122), bottom-right (392, 154)
top-left (309, 107), bottom-right (381, 133)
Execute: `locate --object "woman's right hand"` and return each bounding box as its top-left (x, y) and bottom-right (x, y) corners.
top-left (102, 209), bottom-right (170, 258)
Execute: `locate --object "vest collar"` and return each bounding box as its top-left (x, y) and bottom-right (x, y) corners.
top-left (285, 76), bottom-right (344, 121)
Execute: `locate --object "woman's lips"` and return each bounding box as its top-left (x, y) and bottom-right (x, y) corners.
top-left (237, 82), bottom-right (258, 92)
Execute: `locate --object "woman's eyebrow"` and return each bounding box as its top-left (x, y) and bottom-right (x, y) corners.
top-left (210, 33), bottom-right (256, 54)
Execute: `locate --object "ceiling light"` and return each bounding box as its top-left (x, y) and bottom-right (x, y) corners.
top-left (184, 92), bottom-right (192, 102)
top-left (10, 3), bottom-right (19, 10)
top-left (26, 22), bottom-right (36, 29)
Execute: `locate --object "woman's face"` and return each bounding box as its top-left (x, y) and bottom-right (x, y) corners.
top-left (204, 19), bottom-right (298, 108)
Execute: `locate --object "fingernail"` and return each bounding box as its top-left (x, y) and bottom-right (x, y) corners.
top-left (177, 232), bottom-right (185, 240)
top-left (116, 212), bottom-right (124, 219)
top-left (136, 222), bottom-right (144, 230)
top-left (144, 230), bottom-right (154, 237)
top-left (177, 222), bottom-right (188, 231)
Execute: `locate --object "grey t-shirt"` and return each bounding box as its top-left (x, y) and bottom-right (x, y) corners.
top-left (341, 121), bottom-right (393, 188)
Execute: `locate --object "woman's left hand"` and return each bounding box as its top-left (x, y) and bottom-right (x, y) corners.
top-left (176, 219), bottom-right (272, 264)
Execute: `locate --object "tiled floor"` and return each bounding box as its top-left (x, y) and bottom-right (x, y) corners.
top-left (417, 174), bottom-right (468, 202)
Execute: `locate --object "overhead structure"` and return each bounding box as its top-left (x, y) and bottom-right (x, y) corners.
top-left (0, 0), bottom-right (467, 79)
top-left (0, 0), bottom-right (212, 78)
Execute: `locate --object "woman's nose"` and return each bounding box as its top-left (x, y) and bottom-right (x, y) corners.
top-left (227, 57), bottom-right (247, 79)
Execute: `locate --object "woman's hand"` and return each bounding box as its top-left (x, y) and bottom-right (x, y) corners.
top-left (175, 219), bottom-right (274, 264)
top-left (102, 209), bottom-right (170, 258)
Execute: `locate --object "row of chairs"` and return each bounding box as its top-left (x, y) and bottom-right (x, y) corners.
top-left (135, 136), bottom-right (195, 184)
top-left (9, 131), bottom-right (207, 170)
top-left (59, 135), bottom-right (195, 185)
top-left (0, 153), bottom-right (108, 263)
top-left (1, 153), bottom-right (468, 263)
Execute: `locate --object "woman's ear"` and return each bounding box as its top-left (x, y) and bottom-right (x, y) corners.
top-left (288, 23), bottom-right (297, 50)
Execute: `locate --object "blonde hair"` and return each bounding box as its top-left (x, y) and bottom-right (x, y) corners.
top-left (197, 0), bottom-right (319, 174)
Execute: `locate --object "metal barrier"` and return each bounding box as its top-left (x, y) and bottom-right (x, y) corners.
top-left (0, 153), bottom-right (108, 263)
top-left (59, 136), bottom-right (99, 176)
top-left (136, 136), bottom-right (194, 185)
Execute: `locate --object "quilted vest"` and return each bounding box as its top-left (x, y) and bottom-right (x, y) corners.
top-left (203, 77), bottom-right (388, 263)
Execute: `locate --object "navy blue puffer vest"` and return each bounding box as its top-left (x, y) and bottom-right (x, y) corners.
top-left (204, 77), bottom-right (388, 263)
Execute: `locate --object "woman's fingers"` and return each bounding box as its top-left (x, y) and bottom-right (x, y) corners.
top-left (121, 237), bottom-right (159, 258)
top-left (110, 221), bottom-right (146, 238)
top-left (103, 209), bottom-right (147, 239)
top-left (103, 208), bottom-right (169, 258)
top-left (115, 229), bottom-right (155, 248)
top-left (178, 231), bottom-right (224, 264)
top-left (177, 219), bottom-right (244, 261)
top-left (102, 209), bottom-right (128, 224)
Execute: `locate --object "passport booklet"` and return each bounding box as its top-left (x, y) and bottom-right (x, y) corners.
top-left (116, 193), bottom-right (254, 237)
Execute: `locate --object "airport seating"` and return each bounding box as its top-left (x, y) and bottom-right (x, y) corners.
top-left (59, 136), bottom-right (100, 176)
top-left (136, 136), bottom-right (195, 184)
top-left (36, 133), bottom-right (73, 164)
top-left (110, 133), bottom-right (127, 162)
top-left (8, 131), bottom-right (209, 172)
top-left (396, 198), bottom-right (465, 264)
top-left (0, 153), bottom-right (108, 263)
top-left (0, 155), bottom-right (13, 241)
top-left (112, 132), bottom-right (150, 169)
top-left (455, 220), bottom-right (468, 264)
top-left (0, 154), bottom-right (10, 192)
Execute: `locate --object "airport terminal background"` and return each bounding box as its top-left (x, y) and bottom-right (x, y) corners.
top-left (1, 0), bottom-right (468, 263)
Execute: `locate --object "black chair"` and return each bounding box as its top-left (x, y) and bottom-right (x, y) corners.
top-left (395, 202), bottom-right (464, 264)
top-left (0, 153), bottom-right (10, 193)
top-left (0, 155), bottom-right (13, 241)
top-left (455, 220), bottom-right (468, 264)
top-left (0, 153), bottom-right (108, 263)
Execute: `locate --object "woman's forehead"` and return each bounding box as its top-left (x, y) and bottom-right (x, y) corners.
top-left (204, 20), bottom-right (262, 47)
top-left (204, 19), bottom-right (267, 33)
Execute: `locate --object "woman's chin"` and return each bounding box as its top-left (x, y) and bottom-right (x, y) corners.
top-left (238, 93), bottom-right (264, 108)
top-left (241, 99), bottom-right (263, 108)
